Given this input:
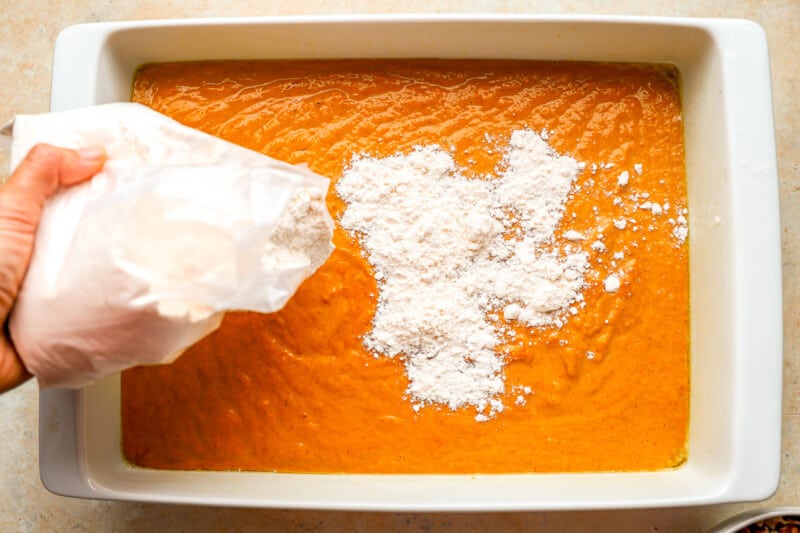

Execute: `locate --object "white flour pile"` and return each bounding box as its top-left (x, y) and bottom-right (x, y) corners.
top-left (337, 130), bottom-right (588, 416)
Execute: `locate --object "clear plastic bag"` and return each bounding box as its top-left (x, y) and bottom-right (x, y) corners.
top-left (5, 103), bottom-right (334, 388)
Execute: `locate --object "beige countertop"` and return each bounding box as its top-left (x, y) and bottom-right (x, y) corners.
top-left (1, 2), bottom-right (797, 531)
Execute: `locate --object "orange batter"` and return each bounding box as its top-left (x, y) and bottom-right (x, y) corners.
top-left (121, 60), bottom-right (689, 473)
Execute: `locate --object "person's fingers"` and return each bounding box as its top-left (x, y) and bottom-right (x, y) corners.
top-left (0, 334), bottom-right (30, 393)
top-left (0, 144), bottom-right (106, 393)
top-left (0, 144), bottom-right (106, 316)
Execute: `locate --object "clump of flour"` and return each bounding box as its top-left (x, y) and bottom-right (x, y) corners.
top-left (261, 187), bottom-right (334, 271)
top-left (336, 130), bottom-right (587, 417)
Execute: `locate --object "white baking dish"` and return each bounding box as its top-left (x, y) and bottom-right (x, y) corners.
top-left (39, 15), bottom-right (782, 510)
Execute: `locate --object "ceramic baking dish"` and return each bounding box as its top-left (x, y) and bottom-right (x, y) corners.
top-left (39, 15), bottom-right (781, 510)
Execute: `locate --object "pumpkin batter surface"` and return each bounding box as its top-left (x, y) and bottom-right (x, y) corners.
top-left (122, 60), bottom-right (689, 473)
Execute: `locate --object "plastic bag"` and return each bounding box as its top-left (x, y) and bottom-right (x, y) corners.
top-left (4, 103), bottom-right (334, 388)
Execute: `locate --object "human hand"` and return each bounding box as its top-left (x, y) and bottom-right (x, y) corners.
top-left (0, 144), bottom-right (106, 393)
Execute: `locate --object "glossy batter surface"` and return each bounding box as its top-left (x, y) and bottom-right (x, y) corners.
top-left (122, 60), bottom-right (689, 473)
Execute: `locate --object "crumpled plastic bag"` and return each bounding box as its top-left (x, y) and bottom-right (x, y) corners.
top-left (2, 102), bottom-right (334, 388)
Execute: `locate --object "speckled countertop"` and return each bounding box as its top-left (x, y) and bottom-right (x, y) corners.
top-left (1, 2), bottom-right (798, 532)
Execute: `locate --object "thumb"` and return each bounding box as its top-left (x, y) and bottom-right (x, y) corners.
top-left (2, 144), bottom-right (106, 233)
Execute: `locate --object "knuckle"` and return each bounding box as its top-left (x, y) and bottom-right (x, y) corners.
top-left (0, 258), bottom-right (20, 319)
top-left (24, 143), bottom-right (62, 168)
top-left (0, 290), bottom-right (14, 321)
top-left (0, 193), bottom-right (39, 235)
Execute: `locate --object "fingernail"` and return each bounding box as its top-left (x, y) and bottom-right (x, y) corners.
top-left (77, 145), bottom-right (106, 161)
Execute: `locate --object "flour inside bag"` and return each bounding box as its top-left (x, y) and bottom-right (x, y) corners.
top-left (5, 103), bottom-right (334, 388)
